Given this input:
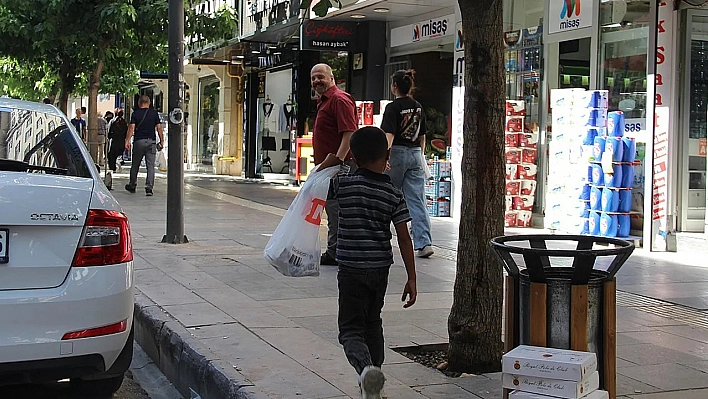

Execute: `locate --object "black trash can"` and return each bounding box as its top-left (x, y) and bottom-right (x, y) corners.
top-left (490, 234), bottom-right (634, 399)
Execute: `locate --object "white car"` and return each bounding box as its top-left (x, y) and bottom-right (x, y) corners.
top-left (0, 98), bottom-right (134, 396)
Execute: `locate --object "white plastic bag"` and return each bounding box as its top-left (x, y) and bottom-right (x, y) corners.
top-left (422, 153), bottom-right (432, 180)
top-left (156, 150), bottom-right (167, 172)
top-left (264, 166), bottom-right (340, 277)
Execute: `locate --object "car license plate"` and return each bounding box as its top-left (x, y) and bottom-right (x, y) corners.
top-left (0, 229), bottom-right (7, 263)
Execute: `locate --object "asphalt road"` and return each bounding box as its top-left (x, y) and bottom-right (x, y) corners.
top-left (0, 344), bottom-right (181, 399)
top-left (0, 371), bottom-right (149, 399)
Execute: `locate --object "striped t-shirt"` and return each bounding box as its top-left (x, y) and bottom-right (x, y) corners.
top-left (328, 168), bottom-right (411, 268)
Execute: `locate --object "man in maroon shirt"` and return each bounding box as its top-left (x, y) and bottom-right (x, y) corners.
top-left (311, 63), bottom-right (358, 266)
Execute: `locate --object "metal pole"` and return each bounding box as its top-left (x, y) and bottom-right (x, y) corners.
top-left (163, 0), bottom-right (188, 244)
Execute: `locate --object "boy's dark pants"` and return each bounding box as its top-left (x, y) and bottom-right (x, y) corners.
top-left (337, 265), bottom-right (390, 375)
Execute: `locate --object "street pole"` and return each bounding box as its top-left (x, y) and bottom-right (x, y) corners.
top-left (163, 0), bottom-right (188, 244)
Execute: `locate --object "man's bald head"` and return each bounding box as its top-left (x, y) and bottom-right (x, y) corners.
top-left (311, 63), bottom-right (335, 96)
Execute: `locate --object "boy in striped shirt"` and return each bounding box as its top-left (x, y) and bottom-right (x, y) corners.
top-left (327, 126), bottom-right (417, 399)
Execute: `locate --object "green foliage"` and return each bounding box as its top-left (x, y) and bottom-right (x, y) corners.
top-left (299, 0), bottom-right (342, 17)
top-left (186, 3), bottom-right (239, 52)
top-left (0, 57), bottom-right (58, 101)
top-left (0, 0), bottom-right (238, 102)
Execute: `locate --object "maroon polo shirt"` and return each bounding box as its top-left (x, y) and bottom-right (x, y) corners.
top-left (313, 85), bottom-right (358, 165)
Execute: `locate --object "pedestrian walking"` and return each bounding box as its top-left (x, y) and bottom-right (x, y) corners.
top-left (310, 63), bottom-right (358, 266)
top-left (380, 70), bottom-right (434, 258)
top-left (329, 126), bottom-right (417, 399)
top-left (70, 108), bottom-right (87, 142)
top-left (107, 110), bottom-right (127, 172)
top-left (124, 95), bottom-right (164, 196)
top-left (96, 111), bottom-right (108, 166)
top-left (105, 110), bottom-right (114, 127)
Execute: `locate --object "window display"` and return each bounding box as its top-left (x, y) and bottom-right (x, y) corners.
top-left (504, 26), bottom-right (543, 140)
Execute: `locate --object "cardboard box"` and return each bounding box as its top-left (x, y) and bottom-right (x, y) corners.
top-left (503, 345), bottom-right (597, 381)
top-left (502, 371), bottom-right (599, 399)
top-left (509, 389), bottom-right (609, 399)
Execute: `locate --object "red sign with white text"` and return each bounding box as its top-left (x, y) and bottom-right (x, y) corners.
top-left (651, 2), bottom-right (673, 249)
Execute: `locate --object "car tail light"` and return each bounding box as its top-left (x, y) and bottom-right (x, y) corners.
top-left (72, 210), bottom-right (133, 267)
top-left (62, 319), bottom-right (128, 340)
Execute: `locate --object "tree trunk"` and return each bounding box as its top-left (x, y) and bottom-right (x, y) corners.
top-left (87, 58), bottom-right (104, 163)
top-left (58, 88), bottom-right (70, 116)
top-left (447, 0), bottom-right (505, 374)
top-left (57, 59), bottom-right (77, 115)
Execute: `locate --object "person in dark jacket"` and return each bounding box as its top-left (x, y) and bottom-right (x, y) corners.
top-left (107, 110), bottom-right (128, 172)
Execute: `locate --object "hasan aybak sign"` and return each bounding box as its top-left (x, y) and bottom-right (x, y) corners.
top-left (301, 21), bottom-right (356, 51)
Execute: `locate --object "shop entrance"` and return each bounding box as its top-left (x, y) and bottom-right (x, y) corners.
top-left (558, 38), bottom-right (592, 90)
top-left (679, 11), bottom-right (708, 233)
top-left (197, 78), bottom-right (220, 165)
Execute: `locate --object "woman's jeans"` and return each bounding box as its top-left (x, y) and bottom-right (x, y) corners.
top-left (385, 146), bottom-right (433, 250)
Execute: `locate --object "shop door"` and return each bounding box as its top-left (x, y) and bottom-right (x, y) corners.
top-left (197, 78), bottom-right (220, 165)
top-left (680, 11), bottom-right (708, 233)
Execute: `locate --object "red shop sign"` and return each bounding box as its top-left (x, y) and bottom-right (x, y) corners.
top-left (301, 21), bottom-right (356, 51)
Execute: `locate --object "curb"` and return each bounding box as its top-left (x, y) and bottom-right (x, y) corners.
top-left (132, 292), bottom-right (271, 399)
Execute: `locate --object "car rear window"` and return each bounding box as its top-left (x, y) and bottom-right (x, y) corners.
top-left (0, 108), bottom-right (92, 178)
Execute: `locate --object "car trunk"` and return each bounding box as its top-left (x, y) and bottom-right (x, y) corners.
top-left (0, 172), bottom-right (94, 290)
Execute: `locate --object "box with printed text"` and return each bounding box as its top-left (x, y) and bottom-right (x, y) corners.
top-left (502, 371), bottom-right (599, 399)
top-left (509, 389), bottom-right (609, 399)
top-left (502, 345), bottom-right (597, 381)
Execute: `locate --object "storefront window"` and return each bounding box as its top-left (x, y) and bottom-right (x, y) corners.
top-left (320, 51), bottom-right (349, 91)
top-left (599, 1), bottom-right (650, 120)
top-left (199, 79), bottom-right (220, 165)
top-left (503, 0), bottom-right (544, 133)
top-left (599, 1), bottom-right (650, 235)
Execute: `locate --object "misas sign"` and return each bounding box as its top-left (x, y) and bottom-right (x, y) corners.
top-left (548, 0), bottom-right (595, 34)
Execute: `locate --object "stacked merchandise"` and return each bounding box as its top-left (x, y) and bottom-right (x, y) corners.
top-left (505, 100), bottom-right (538, 228)
top-left (546, 89), bottom-right (635, 238)
top-left (546, 89), bottom-right (605, 235)
top-left (355, 101), bottom-right (375, 127)
top-left (587, 111), bottom-right (636, 238)
top-left (425, 157), bottom-right (452, 217)
top-left (503, 345), bottom-right (608, 399)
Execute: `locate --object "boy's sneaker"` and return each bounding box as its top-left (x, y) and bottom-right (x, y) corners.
top-left (125, 184), bottom-right (136, 193)
top-left (359, 366), bottom-right (385, 399)
top-left (145, 188), bottom-right (153, 196)
top-left (416, 245), bottom-right (434, 258)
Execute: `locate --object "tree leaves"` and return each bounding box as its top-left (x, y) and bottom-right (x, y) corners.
top-left (0, 0), bottom-right (238, 103)
top-left (299, 0), bottom-right (343, 17)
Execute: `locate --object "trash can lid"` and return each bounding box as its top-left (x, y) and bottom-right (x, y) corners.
top-left (490, 234), bottom-right (634, 283)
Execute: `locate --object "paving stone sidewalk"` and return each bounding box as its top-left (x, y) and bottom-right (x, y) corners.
top-left (115, 171), bottom-right (708, 399)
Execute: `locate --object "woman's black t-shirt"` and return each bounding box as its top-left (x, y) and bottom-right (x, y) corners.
top-left (380, 97), bottom-right (426, 147)
top-left (381, 97), bottom-right (425, 147)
